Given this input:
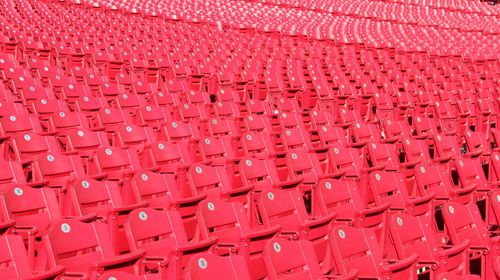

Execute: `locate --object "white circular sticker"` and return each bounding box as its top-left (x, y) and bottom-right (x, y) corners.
top-left (448, 206), bottom-right (455, 214)
top-left (61, 223), bottom-right (71, 233)
top-left (105, 148), bottom-right (113, 155)
top-left (47, 155), bottom-right (55, 162)
top-left (141, 173), bottom-right (149, 181)
top-left (139, 211), bottom-right (148, 221)
top-left (267, 192), bottom-right (275, 200)
top-left (81, 180), bottom-right (90, 188)
top-left (198, 258), bottom-right (208, 269)
top-left (207, 202), bottom-right (215, 211)
top-left (195, 166), bottom-right (203, 174)
top-left (273, 242), bottom-right (281, 253)
top-left (338, 229), bottom-right (346, 239)
top-left (14, 187), bottom-right (23, 196)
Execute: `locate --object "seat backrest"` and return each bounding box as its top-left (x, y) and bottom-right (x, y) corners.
top-left (264, 238), bottom-right (322, 280)
top-left (442, 202), bottom-right (489, 248)
top-left (4, 184), bottom-right (61, 234)
top-left (329, 225), bottom-right (380, 276)
top-left (69, 178), bottom-right (125, 217)
top-left (185, 253), bottom-right (251, 280)
top-left (126, 208), bottom-right (186, 254)
top-left (369, 171), bottom-right (407, 209)
top-left (314, 179), bottom-right (365, 221)
top-left (257, 189), bottom-right (307, 231)
top-left (129, 171), bottom-right (179, 206)
top-left (197, 200), bottom-right (248, 243)
top-left (388, 213), bottom-right (434, 261)
top-left (48, 220), bottom-right (110, 269)
top-left (414, 163), bottom-right (450, 199)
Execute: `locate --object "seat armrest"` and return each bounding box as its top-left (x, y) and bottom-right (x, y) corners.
top-left (276, 178), bottom-right (303, 189)
top-left (243, 225), bottom-right (281, 240)
top-left (93, 249), bottom-right (146, 268)
top-left (439, 240), bottom-right (470, 258)
top-left (382, 253), bottom-right (418, 273)
top-left (177, 237), bottom-right (219, 253)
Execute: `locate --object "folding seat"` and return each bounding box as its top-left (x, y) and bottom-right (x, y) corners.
top-left (0, 114), bottom-right (44, 140)
top-left (325, 143), bottom-right (378, 179)
top-left (281, 127), bottom-right (329, 155)
top-left (388, 213), bottom-right (471, 279)
top-left (365, 141), bottom-right (406, 172)
top-left (41, 219), bottom-right (147, 279)
top-left (274, 97), bottom-right (302, 114)
top-left (187, 163), bottom-right (252, 203)
top-left (30, 98), bottom-right (70, 122)
top-left (85, 147), bottom-right (142, 181)
top-left (373, 92), bottom-right (395, 121)
top-left (58, 128), bottom-right (110, 158)
top-left (197, 136), bottom-right (240, 165)
top-left (111, 124), bottom-right (157, 154)
top-left (329, 224), bottom-right (418, 280)
top-left (60, 82), bottom-right (91, 104)
top-left (348, 122), bottom-right (383, 147)
top-left (196, 199), bottom-right (280, 279)
top-left (464, 130), bottom-right (490, 157)
top-left (401, 137), bottom-right (433, 166)
top-left (0, 234), bottom-right (65, 279)
top-left (184, 253), bottom-right (251, 280)
top-left (73, 95), bottom-right (109, 117)
top-left (206, 117), bottom-right (241, 141)
top-left (368, 171), bottom-right (435, 217)
top-left (110, 92), bottom-right (148, 115)
top-left (140, 140), bottom-right (194, 175)
top-left (414, 163), bottom-right (475, 205)
top-left (91, 107), bottom-right (133, 132)
top-left (27, 152), bottom-right (87, 189)
top-left (454, 158), bottom-right (492, 219)
top-left (433, 134), bottom-right (470, 161)
top-left (148, 90), bottom-right (181, 108)
top-left (246, 99), bottom-right (273, 116)
top-left (434, 100), bottom-right (459, 135)
top-left (239, 157), bottom-right (304, 191)
top-left (285, 150), bottom-right (344, 190)
top-left (315, 125), bottom-right (349, 149)
top-left (5, 133), bottom-right (60, 164)
top-left (243, 114), bottom-right (276, 136)
top-left (125, 208), bottom-right (218, 278)
top-left (381, 119), bottom-right (412, 144)
top-left (45, 110), bottom-right (90, 135)
top-left (125, 170), bottom-right (206, 239)
top-left (264, 238), bottom-right (359, 280)
top-left (212, 101), bottom-right (242, 120)
top-left (239, 131), bottom-right (285, 160)
top-left (133, 105), bottom-right (172, 130)
top-left (158, 120), bottom-right (201, 145)
top-left (309, 109), bottom-right (337, 131)
top-left (254, 188), bottom-right (335, 271)
top-left (338, 108), bottom-right (369, 128)
top-left (442, 202), bottom-right (500, 280)
top-left (413, 116), bottom-right (440, 139)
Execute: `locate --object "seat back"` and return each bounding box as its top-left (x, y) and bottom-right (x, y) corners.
top-left (264, 238), bottom-right (322, 280)
top-left (185, 253), bottom-right (251, 280)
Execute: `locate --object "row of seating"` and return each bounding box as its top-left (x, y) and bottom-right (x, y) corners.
top-left (0, 0), bottom-right (499, 278)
